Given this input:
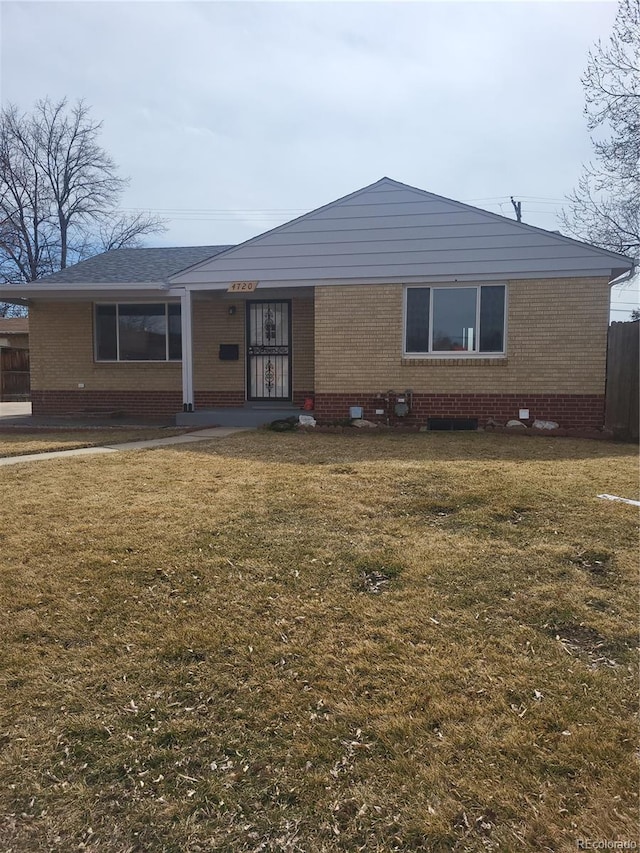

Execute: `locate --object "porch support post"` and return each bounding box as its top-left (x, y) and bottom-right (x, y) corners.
top-left (180, 289), bottom-right (194, 411)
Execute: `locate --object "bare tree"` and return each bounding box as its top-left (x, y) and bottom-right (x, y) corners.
top-left (0, 105), bottom-right (54, 284)
top-left (0, 97), bottom-right (165, 290)
top-left (97, 211), bottom-right (164, 252)
top-left (562, 0), bottom-right (640, 258)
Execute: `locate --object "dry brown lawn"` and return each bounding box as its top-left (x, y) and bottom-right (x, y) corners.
top-left (0, 431), bottom-right (638, 852)
top-left (0, 428), bottom-right (189, 458)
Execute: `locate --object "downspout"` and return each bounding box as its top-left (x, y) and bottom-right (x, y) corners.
top-left (180, 289), bottom-right (194, 412)
top-left (609, 264), bottom-right (636, 288)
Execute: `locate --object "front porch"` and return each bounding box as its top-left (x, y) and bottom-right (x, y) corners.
top-left (176, 288), bottom-right (315, 426)
top-left (176, 401), bottom-right (312, 428)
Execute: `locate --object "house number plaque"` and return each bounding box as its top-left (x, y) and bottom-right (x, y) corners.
top-left (227, 281), bottom-right (258, 293)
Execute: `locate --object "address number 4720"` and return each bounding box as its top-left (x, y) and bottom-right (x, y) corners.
top-left (228, 281), bottom-right (258, 292)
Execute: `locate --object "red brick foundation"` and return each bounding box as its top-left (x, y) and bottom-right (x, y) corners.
top-left (31, 389), bottom-right (606, 430)
top-left (31, 390), bottom-right (184, 418)
top-left (31, 388), bottom-right (314, 418)
top-left (194, 390), bottom-right (314, 408)
top-left (194, 391), bottom-right (245, 408)
top-left (313, 393), bottom-right (606, 430)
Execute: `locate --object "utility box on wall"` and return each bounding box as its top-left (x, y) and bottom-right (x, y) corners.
top-left (219, 344), bottom-right (239, 361)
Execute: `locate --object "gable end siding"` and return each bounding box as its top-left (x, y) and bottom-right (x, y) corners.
top-left (170, 181), bottom-right (631, 287)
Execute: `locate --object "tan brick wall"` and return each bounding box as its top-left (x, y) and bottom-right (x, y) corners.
top-left (31, 280), bottom-right (606, 401)
top-left (292, 295), bottom-right (314, 394)
top-left (193, 293), bottom-right (314, 398)
top-left (29, 301), bottom-right (182, 392)
top-left (193, 294), bottom-right (245, 393)
top-left (30, 294), bottom-right (315, 399)
top-left (314, 278), bottom-right (610, 395)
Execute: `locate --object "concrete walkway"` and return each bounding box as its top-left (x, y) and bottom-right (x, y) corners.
top-left (0, 401), bottom-right (32, 419)
top-left (0, 427), bottom-right (253, 467)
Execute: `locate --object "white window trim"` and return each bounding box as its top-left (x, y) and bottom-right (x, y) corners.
top-left (94, 302), bottom-right (182, 363)
top-left (402, 283), bottom-right (508, 359)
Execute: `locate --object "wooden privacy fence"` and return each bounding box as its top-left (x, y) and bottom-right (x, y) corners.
top-left (0, 347), bottom-right (30, 401)
top-left (605, 321), bottom-right (639, 442)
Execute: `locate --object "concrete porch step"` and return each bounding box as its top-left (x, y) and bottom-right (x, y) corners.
top-left (176, 406), bottom-right (313, 427)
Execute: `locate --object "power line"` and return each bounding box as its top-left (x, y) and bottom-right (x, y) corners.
top-left (117, 207), bottom-right (309, 214)
top-left (114, 196), bottom-right (570, 218)
top-left (517, 197), bottom-right (567, 204)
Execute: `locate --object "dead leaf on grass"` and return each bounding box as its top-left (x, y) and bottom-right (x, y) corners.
top-left (358, 570), bottom-right (392, 594)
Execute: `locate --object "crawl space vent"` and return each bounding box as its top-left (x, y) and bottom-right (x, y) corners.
top-left (428, 417), bottom-right (478, 431)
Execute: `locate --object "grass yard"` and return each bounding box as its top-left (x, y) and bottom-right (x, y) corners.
top-left (0, 431), bottom-right (638, 852)
top-left (0, 428), bottom-right (190, 458)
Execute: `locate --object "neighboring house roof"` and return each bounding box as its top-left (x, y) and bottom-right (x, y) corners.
top-left (0, 318), bottom-right (28, 334)
top-left (170, 177), bottom-right (634, 287)
top-left (34, 245), bottom-right (233, 285)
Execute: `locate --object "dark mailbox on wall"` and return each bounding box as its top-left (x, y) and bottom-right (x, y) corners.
top-left (219, 344), bottom-right (239, 361)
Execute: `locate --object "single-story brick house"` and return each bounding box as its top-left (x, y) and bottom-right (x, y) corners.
top-left (0, 178), bottom-right (634, 427)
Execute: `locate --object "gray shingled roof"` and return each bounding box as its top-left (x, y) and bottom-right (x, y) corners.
top-left (35, 246), bottom-right (234, 285)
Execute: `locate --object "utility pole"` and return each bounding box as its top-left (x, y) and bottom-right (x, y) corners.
top-left (510, 197), bottom-right (522, 222)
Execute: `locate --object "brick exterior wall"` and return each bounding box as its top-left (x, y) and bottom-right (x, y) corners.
top-left (192, 293), bottom-right (314, 404)
top-left (313, 392), bottom-right (605, 430)
top-left (29, 294), bottom-right (315, 416)
top-left (29, 301), bottom-right (184, 398)
top-left (195, 390), bottom-right (245, 408)
top-left (311, 277), bottom-right (611, 428)
top-left (193, 294), bottom-right (245, 396)
top-left (31, 389), bottom-right (183, 417)
top-left (28, 278), bottom-right (610, 425)
top-left (314, 278), bottom-right (611, 396)
top-left (291, 295), bottom-right (315, 406)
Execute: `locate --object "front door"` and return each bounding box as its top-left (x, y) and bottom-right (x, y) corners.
top-left (246, 300), bottom-right (291, 401)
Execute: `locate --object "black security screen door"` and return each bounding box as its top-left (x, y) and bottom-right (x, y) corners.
top-left (246, 301), bottom-right (291, 401)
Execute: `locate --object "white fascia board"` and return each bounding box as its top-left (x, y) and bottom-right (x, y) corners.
top-left (168, 268), bottom-right (618, 292)
top-left (0, 281), bottom-right (171, 300)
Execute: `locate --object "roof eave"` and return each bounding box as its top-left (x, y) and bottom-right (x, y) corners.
top-left (0, 281), bottom-right (171, 300)
top-left (170, 267), bottom-right (625, 291)
top-left (609, 264), bottom-right (637, 286)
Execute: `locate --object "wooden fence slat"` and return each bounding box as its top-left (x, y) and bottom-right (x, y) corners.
top-left (605, 321), bottom-right (639, 442)
top-left (0, 347), bottom-right (30, 401)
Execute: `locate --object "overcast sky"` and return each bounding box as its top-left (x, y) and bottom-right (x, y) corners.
top-left (0, 0), bottom-right (637, 316)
